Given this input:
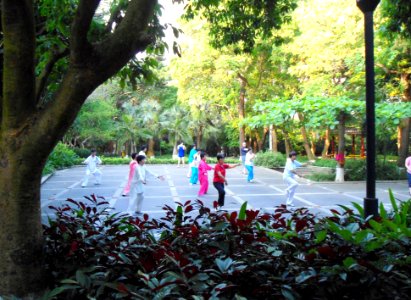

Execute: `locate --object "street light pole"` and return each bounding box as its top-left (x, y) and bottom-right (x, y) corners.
top-left (357, 0), bottom-right (380, 218)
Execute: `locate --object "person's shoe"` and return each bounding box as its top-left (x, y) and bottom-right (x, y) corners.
top-left (287, 203), bottom-right (295, 207)
top-left (122, 194), bottom-right (127, 197)
top-left (81, 185), bottom-right (86, 188)
top-left (135, 211), bottom-right (143, 216)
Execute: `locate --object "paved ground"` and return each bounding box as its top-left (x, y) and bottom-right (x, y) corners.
top-left (40, 164), bottom-right (410, 223)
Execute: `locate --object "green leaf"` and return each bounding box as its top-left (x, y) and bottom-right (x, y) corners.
top-left (315, 230), bottom-right (327, 243)
top-left (388, 189), bottom-right (399, 212)
top-left (238, 201), bottom-right (247, 221)
top-left (343, 257), bottom-right (357, 268)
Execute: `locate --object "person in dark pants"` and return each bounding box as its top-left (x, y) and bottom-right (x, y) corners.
top-left (213, 154), bottom-right (240, 209)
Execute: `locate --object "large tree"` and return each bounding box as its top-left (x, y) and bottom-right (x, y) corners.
top-left (0, 0), bottom-right (161, 297)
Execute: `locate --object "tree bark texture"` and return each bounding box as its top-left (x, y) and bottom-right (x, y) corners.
top-left (297, 113), bottom-right (315, 160)
top-left (237, 73), bottom-right (247, 152)
top-left (0, 0), bottom-right (158, 297)
top-left (335, 112), bottom-right (346, 182)
top-left (321, 128), bottom-right (330, 158)
top-left (270, 125), bottom-right (278, 153)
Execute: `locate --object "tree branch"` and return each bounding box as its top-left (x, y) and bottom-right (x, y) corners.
top-left (70, 0), bottom-right (101, 64)
top-left (93, 0), bottom-right (157, 78)
top-left (376, 63), bottom-right (399, 75)
top-left (35, 48), bottom-right (69, 105)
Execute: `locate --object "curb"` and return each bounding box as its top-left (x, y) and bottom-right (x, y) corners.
top-left (41, 172), bottom-right (54, 184)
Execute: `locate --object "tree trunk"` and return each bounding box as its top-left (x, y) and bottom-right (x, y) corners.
top-left (335, 112), bottom-right (346, 182)
top-left (147, 138), bottom-right (155, 157)
top-left (310, 131), bottom-right (317, 156)
top-left (0, 0), bottom-right (157, 296)
top-left (284, 129), bottom-right (291, 156)
top-left (0, 147), bottom-right (46, 298)
top-left (237, 73), bottom-right (248, 152)
top-left (260, 126), bottom-right (269, 152)
top-left (298, 113), bottom-right (315, 160)
top-left (322, 128), bottom-right (330, 158)
top-left (270, 125), bottom-right (278, 153)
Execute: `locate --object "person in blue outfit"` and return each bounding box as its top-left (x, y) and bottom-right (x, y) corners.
top-left (283, 151), bottom-right (306, 207)
top-left (177, 142), bottom-right (186, 168)
top-left (187, 144), bottom-right (197, 177)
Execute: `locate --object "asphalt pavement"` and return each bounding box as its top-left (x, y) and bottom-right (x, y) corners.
top-left (40, 164), bottom-right (410, 223)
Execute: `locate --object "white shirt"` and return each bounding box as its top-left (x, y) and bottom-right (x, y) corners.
top-left (83, 155), bottom-right (102, 173)
top-left (245, 152), bottom-right (255, 166)
top-left (283, 158), bottom-right (302, 179)
top-left (131, 164), bottom-right (158, 193)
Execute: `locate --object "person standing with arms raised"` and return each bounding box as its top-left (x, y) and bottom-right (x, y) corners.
top-left (81, 149), bottom-right (102, 187)
top-left (283, 151), bottom-right (306, 207)
top-left (198, 151), bottom-right (213, 196)
top-left (213, 154), bottom-right (240, 210)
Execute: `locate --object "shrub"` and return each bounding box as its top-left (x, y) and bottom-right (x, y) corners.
top-left (306, 172), bottom-right (335, 182)
top-left (254, 151), bottom-right (286, 168)
top-left (43, 143), bottom-right (79, 175)
top-left (345, 158), bottom-right (406, 181)
top-left (72, 147), bottom-right (91, 158)
top-left (41, 194), bottom-right (411, 299)
top-left (313, 158), bottom-right (337, 168)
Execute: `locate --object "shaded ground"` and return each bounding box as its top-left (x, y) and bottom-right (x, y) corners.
top-left (41, 164), bottom-right (410, 223)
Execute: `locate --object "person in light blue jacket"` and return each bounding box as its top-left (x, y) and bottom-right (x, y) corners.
top-left (283, 151), bottom-right (304, 207)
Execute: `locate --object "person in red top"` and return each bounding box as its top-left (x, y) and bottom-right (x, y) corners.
top-left (213, 154), bottom-right (240, 209)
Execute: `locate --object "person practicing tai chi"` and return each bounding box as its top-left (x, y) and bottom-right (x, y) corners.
top-left (189, 151), bottom-right (200, 185)
top-left (81, 149), bottom-right (102, 187)
top-left (138, 145), bottom-right (147, 157)
top-left (127, 155), bottom-right (164, 215)
top-left (245, 148), bottom-right (256, 183)
top-left (283, 151), bottom-right (306, 207)
top-left (198, 152), bottom-right (213, 196)
top-left (240, 142), bottom-right (249, 174)
top-left (177, 142), bottom-right (186, 167)
top-left (122, 153), bottom-right (137, 197)
top-left (187, 144), bottom-right (198, 177)
top-left (213, 154), bottom-right (240, 210)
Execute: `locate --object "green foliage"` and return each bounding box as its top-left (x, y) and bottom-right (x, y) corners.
top-left (345, 159), bottom-right (407, 181)
top-left (42, 196), bottom-right (411, 299)
top-left (254, 151), bottom-right (286, 168)
top-left (306, 173), bottom-right (335, 182)
top-left (72, 148), bottom-right (91, 159)
top-left (379, 0), bottom-right (411, 39)
top-left (43, 143), bottom-right (79, 175)
top-left (313, 159), bottom-right (338, 168)
top-left (184, 0), bottom-right (298, 53)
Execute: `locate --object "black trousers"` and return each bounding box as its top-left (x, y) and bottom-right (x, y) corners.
top-left (213, 182), bottom-right (225, 206)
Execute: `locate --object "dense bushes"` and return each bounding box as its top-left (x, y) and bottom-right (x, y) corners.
top-left (254, 151), bottom-right (286, 168)
top-left (41, 194), bottom-right (411, 299)
top-left (43, 143), bottom-right (79, 175)
top-left (345, 159), bottom-right (406, 181)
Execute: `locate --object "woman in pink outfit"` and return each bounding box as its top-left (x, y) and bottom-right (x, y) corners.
top-left (198, 152), bottom-right (213, 196)
top-left (122, 153), bottom-right (137, 196)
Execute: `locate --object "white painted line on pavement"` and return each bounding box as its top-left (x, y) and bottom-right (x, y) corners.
top-left (293, 195), bottom-right (331, 214)
top-left (164, 166), bottom-right (181, 207)
top-left (225, 187), bottom-right (253, 210)
top-left (269, 185), bottom-right (286, 194)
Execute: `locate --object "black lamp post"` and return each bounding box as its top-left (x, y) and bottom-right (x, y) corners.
top-left (357, 0), bottom-right (380, 218)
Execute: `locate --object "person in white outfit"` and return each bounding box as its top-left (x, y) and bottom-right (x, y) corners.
top-left (127, 155), bottom-right (164, 215)
top-left (283, 151), bottom-right (305, 207)
top-left (81, 149), bottom-right (102, 187)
